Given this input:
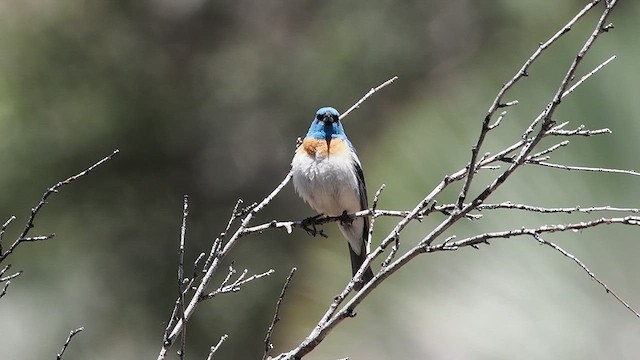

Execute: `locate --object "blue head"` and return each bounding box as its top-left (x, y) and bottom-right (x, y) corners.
top-left (306, 107), bottom-right (347, 140)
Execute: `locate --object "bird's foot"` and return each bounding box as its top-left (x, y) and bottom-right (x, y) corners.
top-left (338, 210), bottom-right (354, 225)
top-left (299, 214), bottom-right (328, 238)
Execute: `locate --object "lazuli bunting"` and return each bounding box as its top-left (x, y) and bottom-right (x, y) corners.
top-left (292, 107), bottom-right (375, 290)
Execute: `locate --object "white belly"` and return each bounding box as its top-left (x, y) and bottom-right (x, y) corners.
top-left (291, 151), bottom-right (361, 216)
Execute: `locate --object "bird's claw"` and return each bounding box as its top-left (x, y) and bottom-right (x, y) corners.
top-left (300, 214), bottom-right (328, 238)
top-left (338, 210), bottom-right (354, 225)
top-left (345, 308), bottom-right (357, 318)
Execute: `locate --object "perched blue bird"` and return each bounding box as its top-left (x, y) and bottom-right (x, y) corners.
top-left (292, 107), bottom-right (375, 290)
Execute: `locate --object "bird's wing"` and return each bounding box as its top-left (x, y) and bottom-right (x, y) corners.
top-left (351, 150), bottom-right (368, 209)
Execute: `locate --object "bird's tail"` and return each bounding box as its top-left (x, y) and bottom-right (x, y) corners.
top-left (348, 241), bottom-right (374, 291)
top-left (339, 216), bottom-right (374, 290)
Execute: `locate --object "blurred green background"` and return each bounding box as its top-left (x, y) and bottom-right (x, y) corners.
top-left (1, 1), bottom-right (639, 359)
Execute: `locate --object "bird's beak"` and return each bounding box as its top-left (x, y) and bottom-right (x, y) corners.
top-left (322, 115), bottom-right (336, 124)
top-left (321, 114), bottom-right (336, 152)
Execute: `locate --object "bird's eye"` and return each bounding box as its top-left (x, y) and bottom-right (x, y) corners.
top-left (316, 114), bottom-right (323, 121)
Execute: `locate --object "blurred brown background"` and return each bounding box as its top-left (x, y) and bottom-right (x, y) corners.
top-left (1, 1), bottom-right (639, 359)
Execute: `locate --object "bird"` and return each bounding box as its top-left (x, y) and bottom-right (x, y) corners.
top-left (291, 106), bottom-right (375, 290)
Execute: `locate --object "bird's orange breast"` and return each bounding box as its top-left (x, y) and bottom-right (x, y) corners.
top-left (300, 137), bottom-right (349, 158)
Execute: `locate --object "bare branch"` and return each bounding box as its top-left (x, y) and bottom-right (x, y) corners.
top-left (272, 2), bottom-right (628, 358)
top-left (0, 150), bottom-right (120, 263)
top-left (524, 0), bottom-right (618, 138)
top-left (562, 55), bottom-right (616, 98)
top-left (222, 199), bottom-right (244, 239)
top-left (206, 334), bottom-right (228, 360)
top-left (177, 195), bottom-right (189, 360)
top-left (0, 281), bottom-right (11, 299)
top-left (366, 185), bottom-right (386, 256)
top-left (488, 111), bottom-right (508, 130)
top-left (530, 161), bottom-right (640, 176)
top-left (0, 269), bottom-right (22, 283)
top-left (55, 327), bottom-right (84, 360)
top-left (477, 202), bottom-right (640, 215)
top-left (438, 216), bottom-right (640, 250)
top-left (263, 267), bottom-right (297, 360)
top-left (533, 234), bottom-right (640, 318)
top-left (455, 0), bottom-right (601, 209)
top-left (203, 269), bottom-right (275, 300)
top-left (218, 264), bottom-right (237, 292)
top-left (529, 140), bottom-right (570, 160)
top-left (340, 76), bottom-right (398, 120)
top-left (0, 264), bottom-right (20, 299)
top-left (0, 216), bottom-right (16, 255)
top-left (441, 0), bottom-right (621, 255)
top-left (0, 264), bottom-right (11, 277)
top-left (16, 234), bottom-right (56, 242)
top-left (546, 125), bottom-right (611, 137)
top-left (158, 171), bottom-right (293, 359)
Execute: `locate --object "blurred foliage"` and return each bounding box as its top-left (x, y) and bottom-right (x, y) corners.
top-left (1, 0), bottom-right (639, 359)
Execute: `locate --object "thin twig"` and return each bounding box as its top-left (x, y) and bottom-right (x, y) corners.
top-left (437, 216), bottom-right (640, 250)
top-left (0, 216), bottom-right (16, 255)
top-left (0, 268), bottom-right (22, 299)
top-left (477, 202), bottom-right (640, 214)
top-left (56, 327), bottom-right (84, 360)
top-left (455, 0), bottom-right (599, 209)
top-left (442, 0), bottom-right (620, 252)
top-left (0, 265), bottom-right (22, 299)
top-left (340, 76), bottom-right (398, 120)
top-left (0, 281), bottom-right (11, 299)
top-left (0, 269), bottom-right (22, 282)
top-left (546, 125), bottom-right (611, 137)
top-left (223, 200), bottom-right (244, 238)
top-left (203, 269), bottom-right (275, 300)
top-left (524, 0), bottom-right (617, 138)
top-left (0, 150), bottom-right (119, 263)
top-left (177, 195), bottom-right (189, 360)
top-left (218, 264), bottom-right (237, 292)
top-left (562, 55), bottom-right (616, 98)
top-left (162, 299), bottom-right (181, 344)
top-left (367, 185), bottom-right (386, 255)
top-left (17, 234), bottom-right (56, 242)
top-left (533, 234), bottom-right (640, 318)
top-left (529, 141), bottom-right (570, 160)
top-left (531, 161), bottom-right (640, 176)
top-left (263, 267), bottom-right (297, 360)
top-left (0, 264), bottom-right (11, 278)
top-left (488, 111), bottom-right (508, 130)
top-left (206, 335), bottom-right (229, 360)
top-left (158, 172), bottom-right (294, 359)
top-left (188, 252), bottom-right (206, 293)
